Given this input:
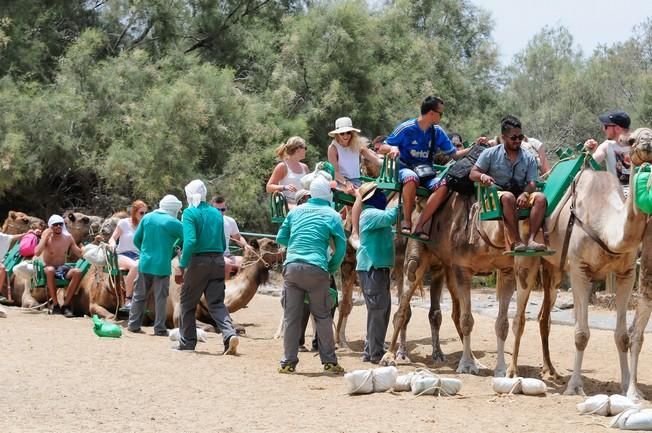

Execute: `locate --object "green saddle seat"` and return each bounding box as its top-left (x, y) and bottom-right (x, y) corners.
top-left (32, 258), bottom-right (91, 288)
top-left (269, 191), bottom-right (289, 224)
top-left (377, 157), bottom-right (453, 197)
top-left (2, 242), bottom-right (23, 280)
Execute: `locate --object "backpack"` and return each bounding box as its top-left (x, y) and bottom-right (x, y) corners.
top-left (19, 232), bottom-right (39, 258)
top-left (445, 143), bottom-right (489, 195)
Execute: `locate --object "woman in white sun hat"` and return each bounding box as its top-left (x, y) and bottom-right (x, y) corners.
top-left (327, 117), bottom-right (380, 195)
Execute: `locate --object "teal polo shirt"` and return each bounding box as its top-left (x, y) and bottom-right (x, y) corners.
top-left (276, 198), bottom-right (346, 274)
top-left (133, 210), bottom-right (183, 276)
top-left (179, 202), bottom-right (226, 268)
top-left (355, 206), bottom-right (399, 271)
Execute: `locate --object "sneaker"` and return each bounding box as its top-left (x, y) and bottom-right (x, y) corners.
top-left (128, 328), bottom-right (145, 334)
top-left (223, 336), bottom-right (239, 355)
top-left (171, 342), bottom-right (194, 352)
top-left (61, 305), bottom-right (74, 318)
top-left (298, 345), bottom-right (309, 352)
top-left (361, 354), bottom-right (371, 363)
top-left (154, 330), bottom-right (169, 337)
top-left (323, 363), bottom-right (345, 374)
top-left (278, 364), bottom-right (296, 374)
top-left (49, 304), bottom-right (62, 315)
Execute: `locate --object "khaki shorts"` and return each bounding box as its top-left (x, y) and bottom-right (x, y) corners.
top-left (496, 191), bottom-right (543, 209)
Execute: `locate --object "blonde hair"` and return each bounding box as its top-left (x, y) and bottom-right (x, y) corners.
top-left (334, 131), bottom-right (368, 154)
top-left (275, 136), bottom-right (306, 160)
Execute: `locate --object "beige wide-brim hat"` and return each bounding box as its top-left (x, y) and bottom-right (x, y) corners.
top-left (295, 189), bottom-right (310, 204)
top-left (328, 117), bottom-right (361, 137)
top-left (359, 182), bottom-right (378, 202)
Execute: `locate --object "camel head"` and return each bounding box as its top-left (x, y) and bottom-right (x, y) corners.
top-left (99, 211), bottom-right (128, 242)
top-left (628, 128), bottom-right (652, 167)
top-left (64, 211), bottom-right (104, 244)
top-left (246, 237), bottom-right (284, 268)
top-left (2, 211), bottom-right (46, 234)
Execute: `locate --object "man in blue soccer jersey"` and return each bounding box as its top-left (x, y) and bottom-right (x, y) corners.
top-left (385, 96), bottom-right (470, 240)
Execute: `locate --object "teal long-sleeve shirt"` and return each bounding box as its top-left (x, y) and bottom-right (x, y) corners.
top-left (179, 202), bottom-right (226, 269)
top-left (355, 205), bottom-right (399, 271)
top-left (133, 210), bottom-right (183, 276)
top-left (276, 198), bottom-right (346, 274)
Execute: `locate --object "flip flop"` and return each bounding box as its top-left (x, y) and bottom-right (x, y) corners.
top-left (527, 241), bottom-right (547, 251)
top-left (400, 224), bottom-right (412, 235)
top-left (411, 231), bottom-right (430, 242)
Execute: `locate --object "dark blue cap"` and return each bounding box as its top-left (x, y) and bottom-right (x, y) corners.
top-left (599, 110), bottom-right (630, 129)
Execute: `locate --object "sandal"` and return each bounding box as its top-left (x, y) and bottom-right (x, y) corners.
top-left (411, 231), bottom-right (430, 242)
top-left (400, 223), bottom-right (412, 235)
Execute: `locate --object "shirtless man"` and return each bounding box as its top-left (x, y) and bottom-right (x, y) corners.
top-left (35, 215), bottom-right (85, 317)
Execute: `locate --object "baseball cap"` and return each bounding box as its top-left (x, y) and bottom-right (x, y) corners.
top-left (598, 110), bottom-right (631, 129)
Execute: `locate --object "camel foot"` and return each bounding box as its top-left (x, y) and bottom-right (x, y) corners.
top-left (396, 347), bottom-right (412, 364)
top-left (407, 258), bottom-right (419, 283)
top-left (431, 348), bottom-right (446, 363)
top-left (626, 385), bottom-right (646, 402)
top-left (380, 352), bottom-right (397, 367)
top-left (563, 381), bottom-right (585, 396)
top-left (541, 366), bottom-right (561, 381)
top-left (494, 366), bottom-right (507, 378)
top-left (456, 356), bottom-right (484, 374)
top-left (506, 364), bottom-right (517, 378)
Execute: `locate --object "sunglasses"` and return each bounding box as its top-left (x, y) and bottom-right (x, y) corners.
top-left (137, 210), bottom-right (146, 215)
top-left (508, 134), bottom-right (525, 141)
top-left (217, 207), bottom-right (227, 212)
top-left (603, 124), bottom-right (615, 130)
top-left (52, 222), bottom-right (64, 227)
top-left (337, 131), bottom-right (352, 136)
top-left (432, 110), bottom-right (444, 117)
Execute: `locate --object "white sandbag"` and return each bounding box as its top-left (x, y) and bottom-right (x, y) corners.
top-left (520, 378), bottom-right (547, 396)
top-left (492, 377), bottom-right (522, 394)
top-left (372, 366), bottom-right (398, 393)
top-left (83, 243), bottom-right (107, 265)
top-left (439, 378), bottom-right (463, 396)
top-left (394, 373), bottom-right (414, 392)
top-left (0, 304), bottom-right (6, 318)
top-left (577, 394), bottom-right (609, 416)
top-left (344, 369), bottom-right (374, 395)
top-left (411, 376), bottom-right (439, 396)
top-left (12, 260), bottom-right (35, 279)
top-left (609, 394), bottom-right (639, 416)
top-left (168, 327), bottom-right (208, 343)
top-left (611, 408), bottom-right (652, 430)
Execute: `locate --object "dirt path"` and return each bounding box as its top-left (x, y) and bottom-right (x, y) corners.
top-left (2, 292), bottom-right (651, 433)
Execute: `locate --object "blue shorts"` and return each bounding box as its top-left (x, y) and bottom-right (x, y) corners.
top-left (54, 265), bottom-right (71, 280)
top-left (398, 167), bottom-right (446, 192)
top-left (119, 251), bottom-right (139, 261)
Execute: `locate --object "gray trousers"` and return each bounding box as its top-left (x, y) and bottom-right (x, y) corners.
top-left (179, 254), bottom-right (236, 350)
top-left (358, 268), bottom-right (391, 362)
top-left (281, 262), bottom-right (337, 366)
top-left (128, 273), bottom-right (169, 334)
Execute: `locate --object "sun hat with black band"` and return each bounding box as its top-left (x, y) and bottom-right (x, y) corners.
top-left (328, 117), bottom-right (361, 137)
top-left (359, 182), bottom-right (378, 202)
top-left (598, 110), bottom-right (631, 129)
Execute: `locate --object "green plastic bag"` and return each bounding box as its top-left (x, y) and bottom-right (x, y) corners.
top-left (634, 164), bottom-right (652, 214)
top-left (92, 314), bottom-right (122, 338)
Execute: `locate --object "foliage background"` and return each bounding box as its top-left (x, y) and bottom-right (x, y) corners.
top-left (0, 0), bottom-right (650, 232)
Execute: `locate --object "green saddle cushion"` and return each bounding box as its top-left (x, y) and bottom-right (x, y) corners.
top-left (635, 165), bottom-right (652, 214)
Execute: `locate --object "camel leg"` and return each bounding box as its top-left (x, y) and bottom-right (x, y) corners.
top-left (429, 265), bottom-right (446, 363)
top-left (335, 264), bottom-right (357, 349)
top-left (274, 312), bottom-right (285, 340)
top-left (614, 269), bottom-right (635, 393)
top-left (396, 239), bottom-right (425, 363)
top-left (455, 267), bottom-right (484, 374)
top-left (90, 303), bottom-right (115, 320)
top-left (628, 286), bottom-right (651, 401)
top-left (564, 266), bottom-right (593, 395)
top-left (539, 261), bottom-right (561, 380)
top-left (507, 257), bottom-right (539, 378)
top-left (495, 268), bottom-right (516, 377)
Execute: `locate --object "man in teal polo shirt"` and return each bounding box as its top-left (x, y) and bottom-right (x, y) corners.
top-left (128, 194), bottom-right (183, 336)
top-left (175, 180), bottom-right (239, 354)
top-left (276, 176), bottom-right (346, 374)
top-left (354, 182), bottom-right (398, 363)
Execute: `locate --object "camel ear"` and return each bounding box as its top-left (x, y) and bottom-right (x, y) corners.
top-left (67, 212), bottom-right (76, 222)
top-left (82, 216), bottom-right (90, 224)
top-left (9, 210), bottom-right (16, 219)
top-left (248, 238), bottom-right (259, 249)
top-left (22, 217), bottom-right (29, 224)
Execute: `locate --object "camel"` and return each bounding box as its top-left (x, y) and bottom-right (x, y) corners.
top-left (167, 237), bottom-right (283, 330)
top-left (1, 211), bottom-right (46, 234)
top-left (510, 128), bottom-right (652, 395)
top-left (381, 193), bottom-right (527, 377)
top-left (64, 211), bottom-right (104, 244)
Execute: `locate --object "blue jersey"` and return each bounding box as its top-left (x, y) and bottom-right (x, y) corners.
top-left (386, 118), bottom-right (456, 167)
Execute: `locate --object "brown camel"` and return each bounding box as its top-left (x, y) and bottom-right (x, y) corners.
top-left (64, 211), bottom-right (104, 244)
top-left (2, 211), bottom-right (46, 234)
top-left (381, 193), bottom-right (523, 376)
top-left (512, 128), bottom-right (652, 395)
top-left (167, 237), bottom-right (283, 329)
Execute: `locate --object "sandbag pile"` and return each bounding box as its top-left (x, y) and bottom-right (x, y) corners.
top-left (611, 408), bottom-right (652, 430)
top-left (394, 369), bottom-right (462, 396)
top-left (576, 394), bottom-right (638, 417)
top-left (344, 366), bottom-right (398, 395)
top-left (492, 377), bottom-right (547, 396)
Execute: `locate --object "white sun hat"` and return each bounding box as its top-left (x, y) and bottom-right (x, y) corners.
top-left (328, 117), bottom-right (361, 137)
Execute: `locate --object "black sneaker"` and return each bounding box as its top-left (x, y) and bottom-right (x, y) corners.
top-left (61, 305), bottom-right (74, 318)
top-left (154, 330), bottom-right (169, 337)
top-left (50, 304), bottom-right (62, 315)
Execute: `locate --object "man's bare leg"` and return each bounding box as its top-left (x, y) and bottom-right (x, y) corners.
top-left (500, 193), bottom-right (524, 250)
top-left (44, 267), bottom-right (60, 314)
top-left (527, 194), bottom-right (547, 250)
top-left (413, 186), bottom-right (449, 237)
top-left (62, 269), bottom-right (82, 317)
top-left (401, 181), bottom-right (417, 231)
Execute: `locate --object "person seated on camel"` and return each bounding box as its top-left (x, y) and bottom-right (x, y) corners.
top-left (35, 215), bottom-right (88, 317)
top-left (469, 115), bottom-right (547, 252)
top-left (384, 95), bottom-right (471, 240)
top-left (0, 230), bottom-right (34, 304)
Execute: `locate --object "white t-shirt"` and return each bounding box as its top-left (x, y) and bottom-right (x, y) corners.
top-left (116, 218), bottom-right (138, 254)
top-left (223, 215), bottom-right (240, 256)
top-left (593, 139), bottom-right (631, 184)
top-left (0, 233), bottom-right (11, 258)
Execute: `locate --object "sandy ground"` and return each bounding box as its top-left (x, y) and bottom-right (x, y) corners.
top-left (2, 288), bottom-right (652, 433)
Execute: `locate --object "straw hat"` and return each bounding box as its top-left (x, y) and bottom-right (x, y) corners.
top-left (295, 189), bottom-right (310, 204)
top-left (328, 117), bottom-right (361, 137)
top-left (359, 182), bottom-right (378, 202)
